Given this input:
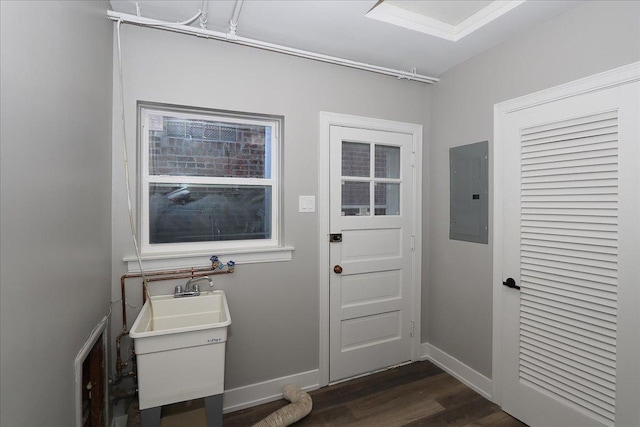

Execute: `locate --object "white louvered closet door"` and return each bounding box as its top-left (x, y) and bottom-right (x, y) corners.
top-left (500, 80), bottom-right (639, 427)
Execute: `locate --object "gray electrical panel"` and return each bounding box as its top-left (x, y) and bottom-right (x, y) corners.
top-left (449, 141), bottom-right (488, 244)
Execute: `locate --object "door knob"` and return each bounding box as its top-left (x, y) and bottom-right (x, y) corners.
top-left (502, 277), bottom-right (520, 290)
top-left (334, 265), bottom-right (343, 274)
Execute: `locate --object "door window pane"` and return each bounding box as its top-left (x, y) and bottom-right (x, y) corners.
top-left (342, 142), bottom-right (370, 177)
top-left (374, 183), bottom-right (400, 215)
top-left (149, 184), bottom-right (271, 243)
top-left (375, 145), bottom-right (400, 178)
top-left (342, 181), bottom-right (370, 216)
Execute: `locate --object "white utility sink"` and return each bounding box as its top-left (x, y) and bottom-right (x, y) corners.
top-left (130, 290), bottom-right (231, 410)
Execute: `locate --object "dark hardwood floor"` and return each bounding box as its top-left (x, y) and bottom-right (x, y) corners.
top-left (223, 360), bottom-right (527, 427)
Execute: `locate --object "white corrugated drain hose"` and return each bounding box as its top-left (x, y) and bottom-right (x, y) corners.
top-left (252, 385), bottom-right (313, 427)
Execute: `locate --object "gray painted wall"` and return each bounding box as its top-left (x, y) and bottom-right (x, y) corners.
top-left (2, 2), bottom-right (633, 423)
top-left (426, 0), bottom-right (640, 377)
top-left (111, 25), bottom-right (429, 391)
top-left (0, 1), bottom-right (113, 426)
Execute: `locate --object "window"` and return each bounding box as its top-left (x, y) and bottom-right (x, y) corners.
top-left (139, 104), bottom-right (282, 256)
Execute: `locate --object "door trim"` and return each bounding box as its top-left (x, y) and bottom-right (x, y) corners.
top-left (492, 62), bottom-right (640, 406)
top-left (318, 112), bottom-right (423, 387)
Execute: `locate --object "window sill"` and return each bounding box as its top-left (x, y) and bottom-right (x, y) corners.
top-left (123, 246), bottom-right (294, 273)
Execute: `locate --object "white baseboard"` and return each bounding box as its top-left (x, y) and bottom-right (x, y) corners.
top-left (112, 349), bottom-right (489, 417)
top-left (223, 369), bottom-right (320, 413)
top-left (421, 343), bottom-right (493, 400)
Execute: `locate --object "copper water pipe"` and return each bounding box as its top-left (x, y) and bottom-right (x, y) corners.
top-left (142, 269), bottom-right (232, 286)
top-left (119, 266), bottom-right (232, 327)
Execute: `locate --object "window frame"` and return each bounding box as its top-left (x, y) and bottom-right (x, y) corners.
top-left (138, 102), bottom-right (283, 257)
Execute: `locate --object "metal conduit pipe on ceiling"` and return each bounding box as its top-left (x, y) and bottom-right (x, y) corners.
top-left (133, 0), bottom-right (207, 27)
top-left (228, 0), bottom-right (245, 38)
top-left (199, 0), bottom-right (208, 29)
top-left (106, 10), bottom-right (438, 84)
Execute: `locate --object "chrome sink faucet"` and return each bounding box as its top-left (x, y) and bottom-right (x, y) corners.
top-left (174, 276), bottom-right (213, 298)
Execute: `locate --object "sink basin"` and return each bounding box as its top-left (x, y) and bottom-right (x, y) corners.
top-left (130, 290), bottom-right (231, 410)
top-left (131, 290), bottom-right (231, 337)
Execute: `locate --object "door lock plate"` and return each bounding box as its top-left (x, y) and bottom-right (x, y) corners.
top-left (329, 233), bottom-right (342, 242)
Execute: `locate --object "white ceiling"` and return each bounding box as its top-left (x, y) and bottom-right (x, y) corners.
top-left (109, 0), bottom-right (582, 78)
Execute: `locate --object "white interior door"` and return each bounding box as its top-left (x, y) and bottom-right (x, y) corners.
top-left (329, 125), bottom-right (415, 383)
top-left (499, 81), bottom-right (640, 427)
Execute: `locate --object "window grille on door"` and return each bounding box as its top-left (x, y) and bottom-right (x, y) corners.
top-left (519, 110), bottom-right (618, 426)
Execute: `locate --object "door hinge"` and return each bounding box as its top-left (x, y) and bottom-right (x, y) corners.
top-left (410, 320), bottom-right (415, 337)
top-left (411, 235), bottom-right (415, 251)
top-left (411, 153), bottom-right (416, 167)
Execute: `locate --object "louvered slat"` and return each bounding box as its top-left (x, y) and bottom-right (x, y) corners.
top-left (520, 292), bottom-right (616, 321)
top-left (522, 255), bottom-right (616, 277)
top-left (522, 143), bottom-right (618, 163)
top-left (519, 111), bottom-right (618, 425)
top-left (521, 313), bottom-right (615, 350)
top-left (521, 307), bottom-right (615, 344)
top-left (521, 232), bottom-right (617, 248)
top-left (520, 128), bottom-right (617, 150)
top-left (520, 353), bottom-right (616, 400)
top-left (521, 238), bottom-right (617, 256)
top-left (520, 244), bottom-right (617, 264)
top-left (521, 273), bottom-right (617, 302)
top-left (521, 118), bottom-right (617, 140)
top-left (523, 111), bottom-right (617, 134)
top-left (522, 298), bottom-right (615, 332)
top-left (521, 323), bottom-right (616, 364)
top-left (522, 155), bottom-right (618, 172)
top-left (522, 187), bottom-right (618, 198)
top-left (520, 170), bottom-right (618, 184)
top-left (520, 334), bottom-right (616, 377)
top-left (521, 178), bottom-right (618, 190)
top-left (520, 367), bottom-right (616, 420)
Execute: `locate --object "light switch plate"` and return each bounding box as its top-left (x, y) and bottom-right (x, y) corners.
top-left (299, 195), bottom-right (316, 213)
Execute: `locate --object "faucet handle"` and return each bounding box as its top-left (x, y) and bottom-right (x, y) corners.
top-left (193, 283), bottom-right (200, 293)
top-left (174, 285), bottom-right (183, 295)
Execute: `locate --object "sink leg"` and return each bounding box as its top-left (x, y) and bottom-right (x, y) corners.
top-left (204, 393), bottom-right (223, 427)
top-left (140, 406), bottom-right (161, 427)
